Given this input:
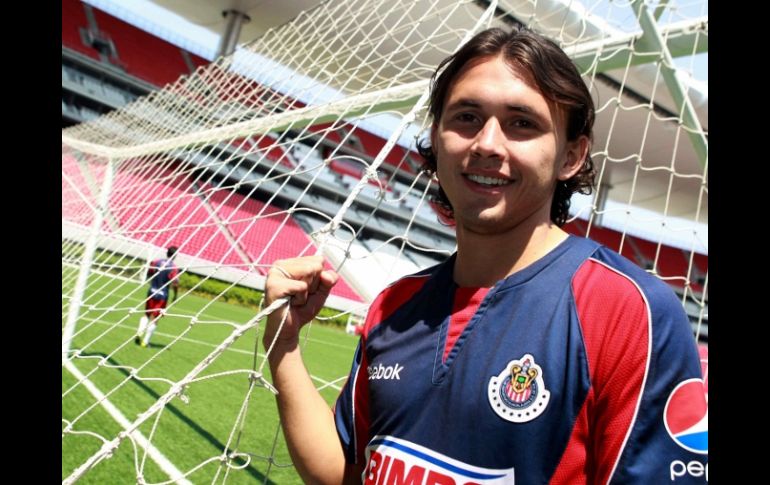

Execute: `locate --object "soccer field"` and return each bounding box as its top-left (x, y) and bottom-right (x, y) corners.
top-left (62, 268), bottom-right (359, 484)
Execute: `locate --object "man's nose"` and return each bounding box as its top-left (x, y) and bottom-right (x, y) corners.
top-left (471, 118), bottom-right (505, 159)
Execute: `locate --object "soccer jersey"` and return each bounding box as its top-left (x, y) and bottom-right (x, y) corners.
top-left (335, 235), bottom-right (708, 484)
top-left (147, 257), bottom-right (178, 301)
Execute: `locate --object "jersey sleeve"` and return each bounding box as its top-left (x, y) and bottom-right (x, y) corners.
top-left (571, 259), bottom-right (707, 484)
top-left (334, 338), bottom-right (370, 465)
top-left (334, 272), bottom-right (432, 466)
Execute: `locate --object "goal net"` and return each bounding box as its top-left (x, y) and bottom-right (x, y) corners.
top-left (61, 0), bottom-right (708, 482)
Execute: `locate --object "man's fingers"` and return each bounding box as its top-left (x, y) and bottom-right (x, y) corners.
top-left (319, 270), bottom-right (339, 290)
top-left (266, 256), bottom-right (336, 308)
top-left (270, 257), bottom-right (321, 282)
top-left (270, 265), bottom-right (293, 279)
top-left (274, 279), bottom-right (309, 306)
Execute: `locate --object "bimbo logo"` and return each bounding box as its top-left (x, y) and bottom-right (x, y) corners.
top-left (364, 436), bottom-right (515, 484)
top-left (664, 378), bottom-right (708, 455)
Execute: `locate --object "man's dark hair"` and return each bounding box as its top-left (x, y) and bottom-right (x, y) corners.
top-left (167, 246), bottom-right (178, 258)
top-left (417, 26), bottom-right (596, 226)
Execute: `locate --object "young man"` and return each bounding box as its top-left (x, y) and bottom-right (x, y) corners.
top-left (263, 27), bottom-right (707, 484)
top-left (135, 246), bottom-right (179, 347)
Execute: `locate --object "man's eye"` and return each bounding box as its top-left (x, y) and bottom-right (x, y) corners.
top-left (512, 119), bottom-right (534, 129)
top-left (456, 113), bottom-right (478, 123)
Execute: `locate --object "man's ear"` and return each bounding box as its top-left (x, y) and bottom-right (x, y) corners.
top-left (558, 135), bottom-right (590, 181)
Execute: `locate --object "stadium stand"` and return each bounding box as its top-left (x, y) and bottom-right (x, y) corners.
top-left (62, 0), bottom-right (706, 323)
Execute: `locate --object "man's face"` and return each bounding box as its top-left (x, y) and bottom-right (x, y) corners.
top-left (431, 55), bottom-right (586, 236)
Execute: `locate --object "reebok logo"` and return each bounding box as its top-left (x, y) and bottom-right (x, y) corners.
top-left (368, 362), bottom-right (404, 380)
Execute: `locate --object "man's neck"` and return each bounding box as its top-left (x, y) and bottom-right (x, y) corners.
top-left (453, 221), bottom-right (568, 287)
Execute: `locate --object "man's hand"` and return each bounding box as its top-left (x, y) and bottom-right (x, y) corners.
top-left (263, 255), bottom-right (338, 350)
top-left (261, 256), bottom-right (348, 484)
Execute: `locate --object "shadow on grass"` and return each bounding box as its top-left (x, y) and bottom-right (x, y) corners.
top-left (130, 336), bottom-right (167, 350)
top-left (144, 342), bottom-right (167, 350)
top-left (77, 351), bottom-right (281, 484)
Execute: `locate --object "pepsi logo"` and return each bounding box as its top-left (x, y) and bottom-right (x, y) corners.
top-left (664, 379), bottom-right (708, 454)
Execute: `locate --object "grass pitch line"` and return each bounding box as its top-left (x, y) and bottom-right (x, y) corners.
top-left (70, 269), bottom-right (359, 353)
top-left (81, 315), bottom-right (346, 392)
top-left (63, 360), bottom-right (193, 485)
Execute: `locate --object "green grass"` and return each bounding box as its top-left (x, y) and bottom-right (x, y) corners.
top-left (62, 240), bottom-right (354, 329)
top-left (62, 268), bottom-right (359, 484)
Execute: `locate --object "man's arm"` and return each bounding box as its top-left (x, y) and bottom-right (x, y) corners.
top-left (263, 256), bottom-right (362, 484)
top-left (569, 261), bottom-right (707, 483)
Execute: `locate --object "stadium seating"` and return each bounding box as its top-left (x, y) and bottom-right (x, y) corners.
top-left (62, 0), bottom-right (100, 61)
top-left (63, 0), bottom-right (208, 87)
top-left (62, 153), bottom-right (103, 227)
top-left (62, 0), bottom-right (706, 303)
top-left (108, 164), bottom-right (244, 267)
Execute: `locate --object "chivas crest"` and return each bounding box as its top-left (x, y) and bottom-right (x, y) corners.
top-left (488, 353), bottom-right (550, 423)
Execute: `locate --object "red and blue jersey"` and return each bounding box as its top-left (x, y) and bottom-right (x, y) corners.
top-left (147, 257), bottom-right (178, 301)
top-left (335, 235), bottom-right (707, 484)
